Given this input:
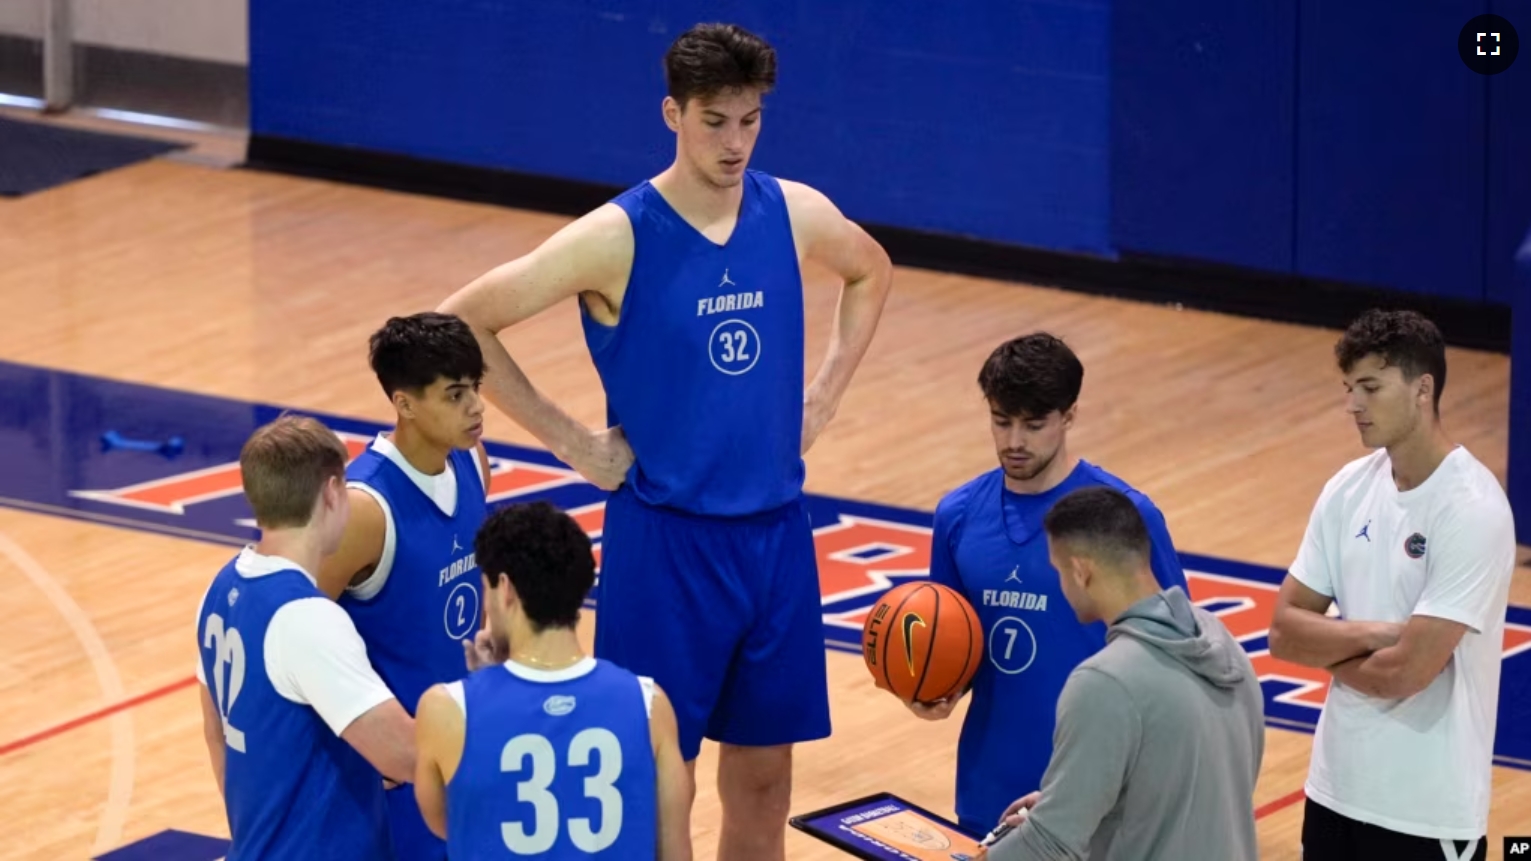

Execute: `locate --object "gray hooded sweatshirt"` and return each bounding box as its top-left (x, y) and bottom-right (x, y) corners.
top-left (988, 586), bottom-right (1265, 861)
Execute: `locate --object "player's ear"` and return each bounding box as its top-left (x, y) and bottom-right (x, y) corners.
top-left (1417, 373), bottom-right (1434, 406)
top-left (662, 96), bottom-right (682, 132)
top-left (1061, 404), bottom-right (1077, 431)
top-left (392, 389), bottom-right (415, 420)
top-left (1071, 554), bottom-right (1096, 590)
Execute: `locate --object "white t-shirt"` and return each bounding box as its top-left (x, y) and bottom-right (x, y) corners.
top-left (1290, 446), bottom-right (1516, 840)
top-left (195, 548), bottom-right (398, 736)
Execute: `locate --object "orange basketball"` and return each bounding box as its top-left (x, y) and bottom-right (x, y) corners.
top-left (861, 581), bottom-right (984, 705)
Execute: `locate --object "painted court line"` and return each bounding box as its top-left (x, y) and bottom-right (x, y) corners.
top-left (0, 675), bottom-right (196, 758)
top-left (1254, 787), bottom-right (1306, 820)
top-left (0, 529), bottom-right (138, 853)
top-left (6, 668), bottom-right (1311, 826)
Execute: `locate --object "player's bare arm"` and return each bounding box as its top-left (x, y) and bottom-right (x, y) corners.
top-left (340, 698), bottom-right (418, 785)
top-left (412, 684), bottom-right (464, 840)
top-left (1328, 615), bottom-right (1469, 699)
top-left (437, 206), bottom-right (636, 489)
top-left (780, 180), bottom-right (893, 454)
top-left (313, 489), bottom-right (385, 600)
top-left (1268, 575), bottom-right (1402, 668)
top-left (649, 684), bottom-right (695, 861)
top-left (198, 683), bottom-right (226, 797)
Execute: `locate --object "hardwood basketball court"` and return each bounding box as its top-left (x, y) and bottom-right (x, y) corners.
top-left (0, 114), bottom-right (1526, 860)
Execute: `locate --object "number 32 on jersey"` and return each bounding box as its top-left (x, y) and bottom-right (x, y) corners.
top-left (202, 612), bottom-right (247, 752)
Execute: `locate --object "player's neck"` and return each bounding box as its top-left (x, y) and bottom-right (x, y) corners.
top-left (653, 162), bottom-right (744, 225)
top-left (388, 423), bottom-right (451, 476)
top-left (507, 622), bottom-right (586, 671)
top-left (1386, 419), bottom-right (1455, 492)
top-left (1095, 571), bottom-right (1162, 626)
top-left (254, 529), bottom-right (326, 579)
top-left (1003, 450), bottom-right (1079, 495)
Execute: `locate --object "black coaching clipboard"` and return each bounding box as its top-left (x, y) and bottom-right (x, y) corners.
top-left (789, 792), bottom-right (988, 861)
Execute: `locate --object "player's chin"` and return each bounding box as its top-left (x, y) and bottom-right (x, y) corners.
top-left (1355, 424), bottom-right (1386, 448)
top-left (713, 164), bottom-right (746, 185)
top-left (1002, 464), bottom-right (1044, 483)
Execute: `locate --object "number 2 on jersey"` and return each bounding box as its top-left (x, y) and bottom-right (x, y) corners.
top-left (501, 729), bottom-right (623, 854)
top-left (202, 612), bottom-right (247, 752)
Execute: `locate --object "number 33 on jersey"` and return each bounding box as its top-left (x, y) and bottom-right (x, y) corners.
top-left (445, 659), bottom-right (659, 859)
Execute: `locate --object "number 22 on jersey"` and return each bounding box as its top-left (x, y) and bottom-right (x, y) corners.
top-left (202, 613), bottom-right (247, 752)
top-left (501, 728), bottom-right (623, 854)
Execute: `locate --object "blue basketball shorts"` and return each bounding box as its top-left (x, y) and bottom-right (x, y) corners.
top-left (594, 484), bottom-right (831, 762)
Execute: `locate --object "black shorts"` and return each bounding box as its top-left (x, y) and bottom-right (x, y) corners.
top-left (1301, 799), bottom-right (1486, 861)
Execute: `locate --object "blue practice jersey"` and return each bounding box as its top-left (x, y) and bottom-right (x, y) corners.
top-left (581, 171), bottom-right (805, 516)
top-left (340, 441), bottom-right (488, 714)
top-left (447, 658), bottom-right (659, 860)
top-left (928, 462), bottom-right (1187, 830)
top-left (197, 555), bottom-right (393, 861)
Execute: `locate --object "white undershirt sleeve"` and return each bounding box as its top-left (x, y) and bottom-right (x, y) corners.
top-left (264, 598), bottom-right (398, 736)
top-left (639, 676), bottom-right (655, 719)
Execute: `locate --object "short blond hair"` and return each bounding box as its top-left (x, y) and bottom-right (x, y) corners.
top-left (239, 414), bottom-right (348, 529)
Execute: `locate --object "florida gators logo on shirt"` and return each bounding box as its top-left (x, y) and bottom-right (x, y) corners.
top-left (1404, 533), bottom-right (1428, 559)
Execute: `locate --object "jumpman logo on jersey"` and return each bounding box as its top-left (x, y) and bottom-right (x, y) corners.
top-left (451, 534), bottom-right (463, 554)
top-left (1355, 520), bottom-right (1371, 542)
top-left (1004, 566), bottom-right (1022, 584)
top-left (719, 268), bottom-right (736, 288)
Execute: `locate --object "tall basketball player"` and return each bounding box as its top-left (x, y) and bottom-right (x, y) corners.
top-left (437, 23), bottom-right (893, 860)
top-left (414, 502), bottom-right (693, 860)
top-left (316, 312), bottom-right (492, 861)
top-left (913, 333), bottom-right (1188, 834)
top-left (196, 415), bottom-right (416, 860)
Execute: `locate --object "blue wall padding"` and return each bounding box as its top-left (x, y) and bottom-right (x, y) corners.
top-left (1110, 0), bottom-right (1297, 273)
top-left (1294, 0), bottom-right (1487, 300)
top-left (250, 0), bottom-right (1114, 255)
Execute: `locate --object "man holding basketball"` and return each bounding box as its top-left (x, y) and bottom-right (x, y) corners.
top-left (913, 333), bottom-right (1187, 834)
top-left (437, 22), bottom-right (893, 861)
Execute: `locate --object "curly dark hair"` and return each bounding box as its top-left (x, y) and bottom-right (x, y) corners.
top-left (1334, 309), bottom-right (1447, 413)
top-left (664, 23), bottom-right (777, 106)
top-left (978, 333), bottom-right (1084, 418)
top-left (1043, 486), bottom-right (1151, 567)
top-left (474, 502), bottom-right (595, 632)
top-left (368, 312), bottom-right (485, 397)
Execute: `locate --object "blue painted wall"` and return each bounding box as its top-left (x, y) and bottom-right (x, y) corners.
top-left (251, 1), bottom-right (1529, 305)
top-left (1110, 0), bottom-right (1297, 273)
top-left (1294, 0), bottom-right (1486, 300)
top-left (1488, 0), bottom-right (1531, 304)
top-left (250, 0), bottom-right (1113, 255)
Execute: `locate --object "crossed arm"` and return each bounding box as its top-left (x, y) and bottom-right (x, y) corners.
top-left (1270, 575), bottom-right (1467, 700)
